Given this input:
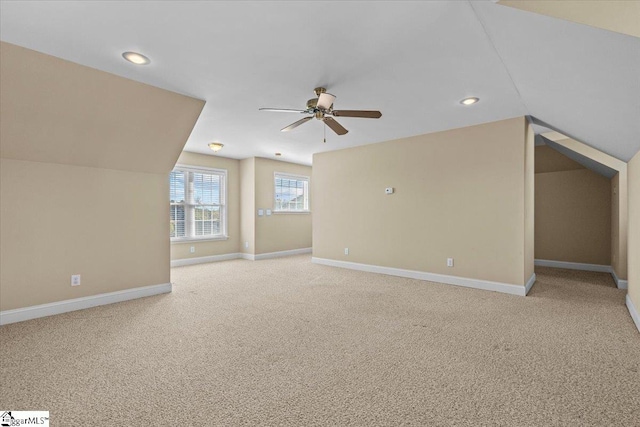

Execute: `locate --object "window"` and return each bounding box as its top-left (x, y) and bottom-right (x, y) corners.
top-left (169, 166), bottom-right (227, 241)
top-left (274, 173), bottom-right (309, 212)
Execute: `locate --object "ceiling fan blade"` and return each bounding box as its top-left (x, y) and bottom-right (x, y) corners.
top-left (281, 116), bottom-right (312, 132)
top-left (260, 108), bottom-right (307, 113)
top-left (332, 110), bottom-right (382, 118)
top-left (323, 117), bottom-right (348, 135)
top-left (317, 93), bottom-right (336, 110)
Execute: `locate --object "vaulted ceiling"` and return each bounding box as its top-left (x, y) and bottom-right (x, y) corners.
top-left (1, 1), bottom-right (638, 165)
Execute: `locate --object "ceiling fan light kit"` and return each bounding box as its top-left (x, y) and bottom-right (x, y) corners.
top-left (208, 142), bottom-right (224, 152)
top-left (260, 87), bottom-right (382, 140)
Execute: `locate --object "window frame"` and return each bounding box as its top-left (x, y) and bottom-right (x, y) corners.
top-left (273, 172), bottom-right (310, 214)
top-left (170, 164), bottom-right (228, 242)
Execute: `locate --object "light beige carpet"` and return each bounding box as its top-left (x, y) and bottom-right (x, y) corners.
top-left (1, 256), bottom-right (639, 426)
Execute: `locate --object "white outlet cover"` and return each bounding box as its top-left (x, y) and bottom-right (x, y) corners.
top-left (344, 248), bottom-right (349, 255)
top-left (266, 209), bottom-right (272, 216)
top-left (447, 258), bottom-right (454, 267)
top-left (258, 209), bottom-right (264, 216)
top-left (71, 274), bottom-right (81, 286)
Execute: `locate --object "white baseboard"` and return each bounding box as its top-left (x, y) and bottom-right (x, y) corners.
top-left (626, 294), bottom-right (640, 334)
top-left (534, 259), bottom-right (629, 290)
top-left (171, 253), bottom-right (242, 267)
top-left (612, 269), bottom-right (628, 290)
top-left (173, 248), bottom-right (312, 264)
top-left (534, 259), bottom-right (612, 273)
top-left (525, 273), bottom-right (537, 295)
top-left (0, 283), bottom-right (172, 326)
top-left (312, 257), bottom-right (527, 296)
top-left (253, 247), bottom-right (312, 261)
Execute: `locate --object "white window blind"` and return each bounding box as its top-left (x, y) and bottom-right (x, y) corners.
top-left (274, 173), bottom-right (309, 212)
top-left (169, 166), bottom-right (227, 240)
top-left (169, 170), bottom-right (186, 238)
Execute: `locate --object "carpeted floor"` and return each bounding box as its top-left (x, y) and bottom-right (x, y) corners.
top-left (1, 256), bottom-right (639, 426)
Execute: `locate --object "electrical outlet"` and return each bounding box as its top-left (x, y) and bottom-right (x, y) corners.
top-left (190, 246), bottom-right (195, 253)
top-left (245, 241), bottom-right (249, 249)
top-left (447, 258), bottom-right (454, 267)
top-left (344, 248), bottom-right (349, 255)
top-left (71, 274), bottom-right (81, 286)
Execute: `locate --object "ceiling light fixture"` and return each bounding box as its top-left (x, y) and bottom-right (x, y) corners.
top-left (460, 97), bottom-right (479, 106)
top-left (122, 51), bottom-right (150, 65)
top-left (208, 142), bottom-right (224, 152)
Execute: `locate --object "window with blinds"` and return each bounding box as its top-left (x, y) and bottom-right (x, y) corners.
top-left (274, 173), bottom-right (310, 212)
top-left (169, 166), bottom-right (227, 240)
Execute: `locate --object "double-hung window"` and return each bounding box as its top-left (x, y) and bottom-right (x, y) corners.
top-left (274, 173), bottom-right (310, 212)
top-left (170, 166), bottom-right (227, 241)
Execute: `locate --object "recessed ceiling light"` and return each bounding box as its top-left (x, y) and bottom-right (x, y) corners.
top-left (460, 97), bottom-right (479, 106)
top-left (122, 51), bottom-right (150, 65)
top-left (275, 152), bottom-right (282, 157)
top-left (208, 142), bottom-right (224, 152)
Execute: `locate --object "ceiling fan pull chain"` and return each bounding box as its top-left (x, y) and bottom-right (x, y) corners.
top-left (323, 122), bottom-right (326, 143)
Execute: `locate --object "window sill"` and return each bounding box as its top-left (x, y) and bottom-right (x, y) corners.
top-left (171, 236), bottom-right (229, 244)
top-left (272, 211), bottom-right (311, 215)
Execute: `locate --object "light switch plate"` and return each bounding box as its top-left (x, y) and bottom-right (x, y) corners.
top-left (266, 209), bottom-right (272, 216)
top-left (258, 209), bottom-right (264, 216)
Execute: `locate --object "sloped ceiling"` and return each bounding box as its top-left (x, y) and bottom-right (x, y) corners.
top-left (540, 138), bottom-right (618, 178)
top-left (0, 42), bottom-right (205, 174)
top-left (472, 2), bottom-right (640, 161)
top-left (0, 1), bottom-right (638, 164)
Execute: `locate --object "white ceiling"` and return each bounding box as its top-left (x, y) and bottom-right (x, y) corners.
top-left (473, 1), bottom-right (640, 162)
top-left (1, 1), bottom-right (638, 165)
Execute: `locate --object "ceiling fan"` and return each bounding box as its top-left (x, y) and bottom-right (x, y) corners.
top-left (259, 87), bottom-right (381, 137)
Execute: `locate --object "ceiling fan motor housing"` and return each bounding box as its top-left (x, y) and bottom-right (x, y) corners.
top-left (306, 98), bottom-right (318, 110)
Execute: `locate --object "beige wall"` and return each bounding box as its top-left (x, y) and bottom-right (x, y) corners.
top-left (254, 158), bottom-right (312, 254)
top-left (0, 42), bottom-right (203, 312)
top-left (542, 133), bottom-right (628, 278)
top-left (612, 173), bottom-right (622, 275)
top-left (524, 122), bottom-right (535, 283)
top-left (628, 151), bottom-right (640, 311)
top-left (612, 170), bottom-right (628, 279)
top-left (240, 158), bottom-right (256, 255)
top-left (170, 152), bottom-right (241, 260)
top-left (313, 117), bottom-right (528, 286)
top-left (0, 42), bottom-right (204, 174)
top-left (535, 168), bottom-right (611, 265)
top-left (0, 159), bottom-right (170, 311)
top-left (169, 155), bottom-right (312, 260)
top-left (534, 144), bottom-right (612, 265)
